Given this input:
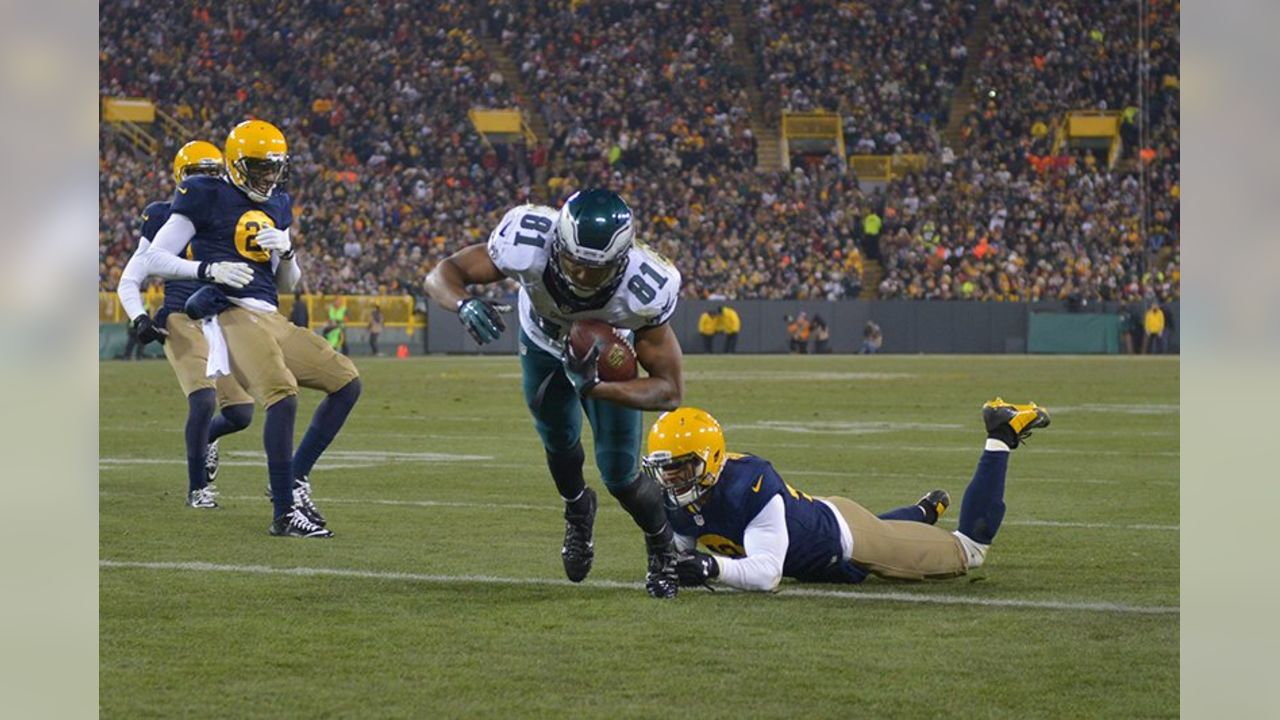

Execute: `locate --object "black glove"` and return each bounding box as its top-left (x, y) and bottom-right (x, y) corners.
top-left (457, 297), bottom-right (510, 344)
top-left (674, 551), bottom-right (720, 587)
top-left (131, 313), bottom-right (168, 345)
top-left (561, 341), bottom-right (601, 397)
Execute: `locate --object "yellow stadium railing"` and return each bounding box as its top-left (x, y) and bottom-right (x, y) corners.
top-left (468, 108), bottom-right (537, 146)
top-left (780, 111), bottom-right (846, 169)
top-left (99, 292), bottom-right (422, 335)
top-left (848, 154), bottom-right (927, 182)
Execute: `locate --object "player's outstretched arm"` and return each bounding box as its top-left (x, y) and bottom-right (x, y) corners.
top-left (589, 323), bottom-right (684, 411)
top-left (425, 244), bottom-right (511, 344)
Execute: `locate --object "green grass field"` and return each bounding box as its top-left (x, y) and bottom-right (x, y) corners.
top-left (100, 354), bottom-right (1179, 718)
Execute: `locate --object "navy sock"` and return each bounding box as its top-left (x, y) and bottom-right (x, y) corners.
top-left (957, 450), bottom-right (1011, 545)
top-left (879, 504), bottom-right (930, 523)
top-left (185, 389), bottom-right (216, 493)
top-left (292, 379), bottom-right (361, 478)
top-left (209, 402), bottom-right (253, 443)
top-left (264, 396), bottom-right (298, 518)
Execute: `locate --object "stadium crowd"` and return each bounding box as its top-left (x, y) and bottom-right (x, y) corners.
top-left (750, 0), bottom-right (976, 156)
top-left (99, 0), bottom-right (1178, 305)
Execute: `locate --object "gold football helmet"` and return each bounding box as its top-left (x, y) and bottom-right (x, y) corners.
top-left (171, 140), bottom-right (224, 186)
top-left (642, 407), bottom-right (727, 507)
top-left (224, 120), bottom-right (288, 202)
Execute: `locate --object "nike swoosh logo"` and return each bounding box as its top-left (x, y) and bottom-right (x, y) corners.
top-left (177, 186), bottom-right (188, 194)
top-left (751, 474), bottom-right (763, 493)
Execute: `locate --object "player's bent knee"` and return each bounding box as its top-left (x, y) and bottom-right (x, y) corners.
top-left (262, 384), bottom-right (299, 409)
top-left (220, 402), bottom-right (254, 431)
top-left (596, 450), bottom-right (639, 492)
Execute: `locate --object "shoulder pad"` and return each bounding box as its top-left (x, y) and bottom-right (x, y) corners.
top-left (140, 200), bottom-right (173, 241)
top-left (487, 204), bottom-right (557, 277)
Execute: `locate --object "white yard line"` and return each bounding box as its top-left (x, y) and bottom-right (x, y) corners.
top-left (98, 559), bottom-right (1178, 615)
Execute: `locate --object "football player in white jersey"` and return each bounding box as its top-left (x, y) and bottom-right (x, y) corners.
top-left (425, 189), bottom-right (685, 599)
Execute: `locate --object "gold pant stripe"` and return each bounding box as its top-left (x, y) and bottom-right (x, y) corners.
top-left (821, 495), bottom-right (968, 580)
top-left (162, 312), bottom-right (254, 407)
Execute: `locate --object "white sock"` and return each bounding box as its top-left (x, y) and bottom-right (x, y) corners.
top-left (953, 531), bottom-right (991, 569)
top-left (985, 438), bottom-right (1011, 452)
top-left (562, 489), bottom-right (584, 504)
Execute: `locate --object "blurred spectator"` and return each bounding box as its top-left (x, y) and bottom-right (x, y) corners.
top-left (719, 305), bottom-right (741, 354)
top-left (787, 311), bottom-right (811, 354)
top-left (289, 291), bottom-right (309, 328)
top-left (698, 308), bottom-right (719, 353)
top-left (812, 314), bottom-right (831, 354)
top-left (1143, 301), bottom-right (1166, 354)
top-left (861, 320), bottom-right (883, 354)
top-left (369, 304), bottom-right (385, 356)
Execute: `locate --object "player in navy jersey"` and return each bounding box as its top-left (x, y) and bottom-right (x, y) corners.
top-left (116, 141), bottom-right (256, 509)
top-left (146, 120), bottom-right (361, 538)
top-left (644, 402), bottom-right (1051, 592)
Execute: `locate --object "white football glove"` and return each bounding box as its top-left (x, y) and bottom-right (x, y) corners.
top-left (206, 261), bottom-right (254, 289)
top-left (255, 227), bottom-right (292, 254)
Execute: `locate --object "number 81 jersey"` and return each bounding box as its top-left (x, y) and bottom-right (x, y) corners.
top-left (487, 204), bottom-right (681, 355)
top-left (175, 174), bottom-right (293, 309)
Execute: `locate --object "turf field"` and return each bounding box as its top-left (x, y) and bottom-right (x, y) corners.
top-left (100, 354), bottom-right (1179, 718)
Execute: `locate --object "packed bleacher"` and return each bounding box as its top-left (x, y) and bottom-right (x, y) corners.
top-left (750, 0), bottom-right (976, 156)
top-left (99, 0), bottom-right (1178, 305)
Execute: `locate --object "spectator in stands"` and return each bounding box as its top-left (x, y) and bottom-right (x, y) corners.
top-left (861, 320), bottom-right (883, 354)
top-left (719, 305), bottom-right (741, 354)
top-left (369, 304), bottom-right (385, 357)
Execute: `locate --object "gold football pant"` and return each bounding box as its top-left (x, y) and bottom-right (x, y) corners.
top-left (162, 311), bottom-right (254, 406)
top-left (821, 496), bottom-right (969, 580)
top-left (216, 306), bottom-right (359, 407)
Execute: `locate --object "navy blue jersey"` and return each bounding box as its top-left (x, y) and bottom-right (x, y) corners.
top-left (140, 200), bottom-right (202, 314)
top-left (667, 453), bottom-right (860, 583)
top-left (172, 175), bottom-right (292, 307)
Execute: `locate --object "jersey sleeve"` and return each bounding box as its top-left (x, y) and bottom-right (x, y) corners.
top-left (170, 177), bottom-right (215, 229)
top-left (271, 192), bottom-right (294, 230)
top-left (139, 202), bottom-right (170, 241)
top-left (486, 204), bottom-right (554, 281)
top-left (621, 246), bottom-right (681, 330)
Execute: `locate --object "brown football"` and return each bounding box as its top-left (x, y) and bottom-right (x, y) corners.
top-left (568, 319), bottom-right (638, 382)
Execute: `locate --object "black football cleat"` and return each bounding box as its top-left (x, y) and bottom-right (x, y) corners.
top-left (916, 489), bottom-right (950, 525)
top-left (561, 487), bottom-right (598, 583)
top-left (983, 398), bottom-right (1051, 448)
top-left (204, 440), bottom-right (220, 485)
top-left (269, 507), bottom-right (333, 538)
top-left (645, 540), bottom-right (675, 597)
top-left (291, 476), bottom-right (326, 527)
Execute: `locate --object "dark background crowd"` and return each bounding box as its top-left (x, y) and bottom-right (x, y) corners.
top-left (100, 0), bottom-right (1179, 307)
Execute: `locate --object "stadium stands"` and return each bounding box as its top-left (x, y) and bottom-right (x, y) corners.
top-left (99, 0), bottom-right (1178, 304)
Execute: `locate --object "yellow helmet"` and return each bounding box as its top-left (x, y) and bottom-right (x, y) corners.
top-left (172, 140), bottom-right (224, 186)
top-left (224, 119), bottom-right (288, 202)
top-left (642, 407), bottom-right (727, 507)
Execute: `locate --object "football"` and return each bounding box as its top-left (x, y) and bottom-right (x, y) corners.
top-left (568, 319), bottom-right (638, 382)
